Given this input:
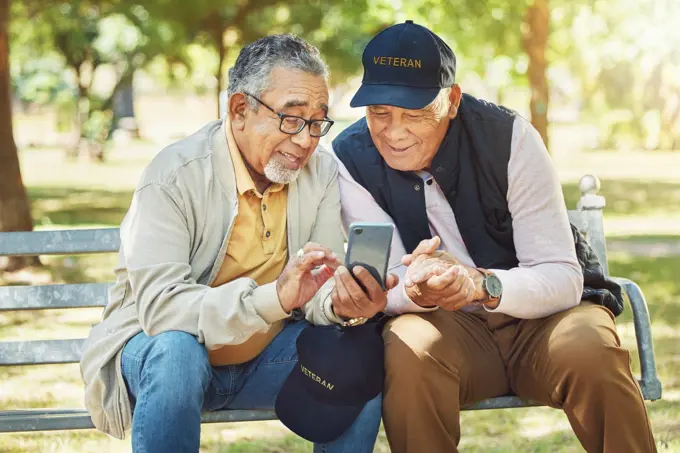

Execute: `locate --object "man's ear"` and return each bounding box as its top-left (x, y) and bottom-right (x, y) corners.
top-left (229, 93), bottom-right (249, 130)
top-left (447, 84), bottom-right (462, 119)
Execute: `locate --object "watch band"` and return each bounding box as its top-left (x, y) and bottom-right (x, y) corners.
top-left (330, 301), bottom-right (369, 327)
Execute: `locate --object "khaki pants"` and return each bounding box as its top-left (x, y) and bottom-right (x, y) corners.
top-left (382, 302), bottom-right (657, 453)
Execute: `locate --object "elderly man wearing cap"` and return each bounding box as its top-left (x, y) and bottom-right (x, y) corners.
top-left (79, 34), bottom-right (396, 453)
top-left (331, 20), bottom-right (656, 453)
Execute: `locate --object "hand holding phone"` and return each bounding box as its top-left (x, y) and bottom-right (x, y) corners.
top-left (330, 222), bottom-right (399, 321)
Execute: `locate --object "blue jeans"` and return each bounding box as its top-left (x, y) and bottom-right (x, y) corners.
top-left (121, 320), bottom-right (382, 453)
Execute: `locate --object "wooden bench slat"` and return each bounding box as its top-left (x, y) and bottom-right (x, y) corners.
top-left (0, 283), bottom-right (110, 311)
top-left (0, 228), bottom-right (120, 257)
top-left (0, 339), bottom-right (84, 365)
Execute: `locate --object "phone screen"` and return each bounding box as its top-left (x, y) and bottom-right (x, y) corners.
top-left (345, 223), bottom-right (394, 290)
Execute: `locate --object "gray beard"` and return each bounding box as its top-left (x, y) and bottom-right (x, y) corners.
top-left (264, 158), bottom-right (301, 184)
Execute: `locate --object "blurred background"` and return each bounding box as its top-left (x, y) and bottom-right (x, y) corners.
top-left (0, 0), bottom-right (678, 451)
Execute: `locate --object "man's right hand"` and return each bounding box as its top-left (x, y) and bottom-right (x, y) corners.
top-left (330, 265), bottom-right (399, 320)
top-left (276, 243), bottom-right (342, 313)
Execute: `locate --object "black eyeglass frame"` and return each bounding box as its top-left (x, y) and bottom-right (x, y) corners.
top-left (243, 91), bottom-right (335, 138)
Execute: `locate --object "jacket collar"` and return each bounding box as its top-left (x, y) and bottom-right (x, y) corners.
top-left (210, 119), bottom-right (238, 201)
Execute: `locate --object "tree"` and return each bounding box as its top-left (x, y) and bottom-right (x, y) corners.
top-left (419, 0), bottom-right (680, 152)
top-left (141, 0), bottom-right (381, 118)
top-left (403, 0), bottom-right (555, 149)
top-left (136, 0), bottom-right (279, 118)
top-left (522, 0), bottom-right (550, 147)
top-left (0, 0), bottom-right (37, 271)
top-left (13, 1), bottom-right (190, 159)
top-left (568, 0), bottom-right (680, 150)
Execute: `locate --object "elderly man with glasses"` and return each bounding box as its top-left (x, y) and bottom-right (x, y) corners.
top-left (79, 34), bottom-right (395, 453)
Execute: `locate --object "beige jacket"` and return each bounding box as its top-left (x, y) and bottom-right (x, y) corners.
top-left (79, 120), bottom-right (345, 439)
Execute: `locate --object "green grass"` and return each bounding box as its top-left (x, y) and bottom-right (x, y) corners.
top-left (2, 141), bottom-right (680, 452)
top-left (608, 235), bottom-right (680, 244)
top-left (30, 187), bottom-right (133, 228)
top-left (562, 179), bottom-right (680, 219)
top-left (611, 256), bottom-right (680, 326)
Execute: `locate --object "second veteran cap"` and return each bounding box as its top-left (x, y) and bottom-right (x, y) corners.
top-left (350, 20), bottom-right (457, 109)
top-left (274, 322), bottom-right (384, 443)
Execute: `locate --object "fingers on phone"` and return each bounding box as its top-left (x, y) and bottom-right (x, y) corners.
top-left (335, 268), bottom-right (365, 310)
top-left (352, 266), bottom-right (383, 298)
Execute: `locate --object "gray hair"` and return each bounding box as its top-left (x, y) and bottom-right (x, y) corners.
top-left (424, 87), bottom-right (452, 119)
top-left (227, 34), bottom-right (329, 110)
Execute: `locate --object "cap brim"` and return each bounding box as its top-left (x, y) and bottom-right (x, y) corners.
top-left (350, 84), bottom-right (440, 109)
top-left (275, 364), bottom-right (364, 444)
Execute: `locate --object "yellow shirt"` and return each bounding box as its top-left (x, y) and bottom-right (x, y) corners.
top-left (208, 123), bottom-right (289, 366)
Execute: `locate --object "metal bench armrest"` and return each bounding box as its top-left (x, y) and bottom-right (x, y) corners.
top-left (611, 276), bottom-right (663, 401)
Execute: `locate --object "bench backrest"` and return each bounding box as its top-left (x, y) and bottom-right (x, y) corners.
top-left (0, 175), bottom-right (608, 367)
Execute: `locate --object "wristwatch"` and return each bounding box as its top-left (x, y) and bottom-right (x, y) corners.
top-left (330, 301), bottom-right (369, 327)
top-left (341, 316), bottom-right (369, 327)
top-left (477, 268), bottom-right (503, 304)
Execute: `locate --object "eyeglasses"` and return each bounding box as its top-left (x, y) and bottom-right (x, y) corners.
top-left (243, 92), bottom-right (335, 137)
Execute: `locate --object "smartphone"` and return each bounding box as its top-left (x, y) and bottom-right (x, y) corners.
top-left (345, 222), bottom-right (394, 291)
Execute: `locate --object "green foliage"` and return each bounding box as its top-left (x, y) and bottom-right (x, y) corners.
top-left (10, 56), bottom-right (74, 106)
top-left (9, 0), bottom-right (387, 128)
top-left (392, 0), bottom-right (530, 84)
top-left (140, 0), bottom-right (383, 84)
top-left (9, 1), bottom-right (193, 147)
top-left (8, 0), bottom-right (680, 150)
top-left (553, 0), bottom-right (680, 149)
top-left (236, 0), bottom-right (385, 84)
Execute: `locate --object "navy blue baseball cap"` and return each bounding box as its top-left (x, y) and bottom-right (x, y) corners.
top-left (274, 322), bottom-right (384, 443)
top-left (351, 20), bottom-right (456, 109)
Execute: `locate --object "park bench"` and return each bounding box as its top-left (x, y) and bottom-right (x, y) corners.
top-left (0, 174), bottom-right (663, 434)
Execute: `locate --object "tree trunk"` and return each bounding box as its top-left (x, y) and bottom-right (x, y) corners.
top-left (112, 70), bottom-right (139, 138)
top-left (523, 0), bottom-right (550, 150)
top-left (215, 30), bottom-right (226, 120)
top-left (68, 68), bottom-right (89, 158)
top-left (113, 73), bottom-right (136, 119)
top-left (0, 0), bottom-right (38, 271)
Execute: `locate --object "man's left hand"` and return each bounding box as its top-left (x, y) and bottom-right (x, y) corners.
top-left (406, 263), bottom-right (492, 311)
top-left (403, 237), bottom-right (499, 311)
